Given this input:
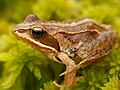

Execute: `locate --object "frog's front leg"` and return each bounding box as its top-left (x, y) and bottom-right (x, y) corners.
top-left (55, 52), bottom-right (77, 90)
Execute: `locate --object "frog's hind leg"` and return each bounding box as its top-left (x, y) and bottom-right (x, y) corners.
top-left (76, 52), bottom-right (109, 69)
top-left (59, 51), bottom-right (107, 76)
top-left (76, 31), bottom-right (116, 69)
top-left (60, 29), bottom-right (116, 76)
top-left (60, 51), bottom-right (108, 77)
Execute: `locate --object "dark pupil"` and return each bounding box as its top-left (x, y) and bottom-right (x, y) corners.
top-left (32, 29), bottom-right (45, 39)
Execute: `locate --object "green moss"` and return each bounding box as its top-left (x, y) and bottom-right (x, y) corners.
top-left (0, 0), bottom-right (120, 90)
top-left (101, 76), bottom-right (120, 90)
top-left (33, 0), bottom-right (79, 20)
top-left (0, 42), bottom-right (41, 88)
top-left (40, 81), bottom-right (58, 90)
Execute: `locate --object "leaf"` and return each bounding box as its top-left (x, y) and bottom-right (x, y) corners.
top-left (26, 61), bottom-right (34, 72)
top-left (101, 77), bottom-right (120, 90)
top-left (0, 53), bottom-right (15, 62)
top-left (33, 59), bottom-right (42, 65)
top-left (40, 81), bottom-right (58, 90)
top-left (9, 64), bottom-right (19, 72)
top-left (1, 64), bottom-right (24, 89)
top-left (33, 66), bottom-right (41, 80)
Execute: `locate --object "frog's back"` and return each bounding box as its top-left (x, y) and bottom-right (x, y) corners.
top-left (43, 18), bottom-right (117, 62)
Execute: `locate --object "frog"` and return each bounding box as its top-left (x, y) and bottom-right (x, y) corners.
top-left (12, 14), bottom-right (117, 90)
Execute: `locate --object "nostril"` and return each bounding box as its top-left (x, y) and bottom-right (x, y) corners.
top-left (18, 29), bottom-right (25, 33)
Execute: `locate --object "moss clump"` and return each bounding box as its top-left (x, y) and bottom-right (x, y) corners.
top-left (0, 0), bottom-right (120, 90)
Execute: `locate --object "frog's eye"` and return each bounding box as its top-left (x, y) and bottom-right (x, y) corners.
top-left (31, 27), bottom-right (45, 39)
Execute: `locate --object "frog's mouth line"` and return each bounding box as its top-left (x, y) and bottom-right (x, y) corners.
top-left (14, 31), bottom-right (58, 53)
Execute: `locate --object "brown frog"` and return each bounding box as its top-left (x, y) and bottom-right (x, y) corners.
top-left (12, 14), bottom-right (117, 90)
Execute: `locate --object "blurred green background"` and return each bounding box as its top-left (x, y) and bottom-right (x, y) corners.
top-left (0, 0), bottom-right (120, 90)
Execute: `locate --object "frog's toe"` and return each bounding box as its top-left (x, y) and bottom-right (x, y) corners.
top-left (53, 81), bottom-right (61, 88)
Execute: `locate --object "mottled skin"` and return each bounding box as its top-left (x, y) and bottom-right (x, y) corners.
top-left (12, 14), bottom-right (117, 90)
